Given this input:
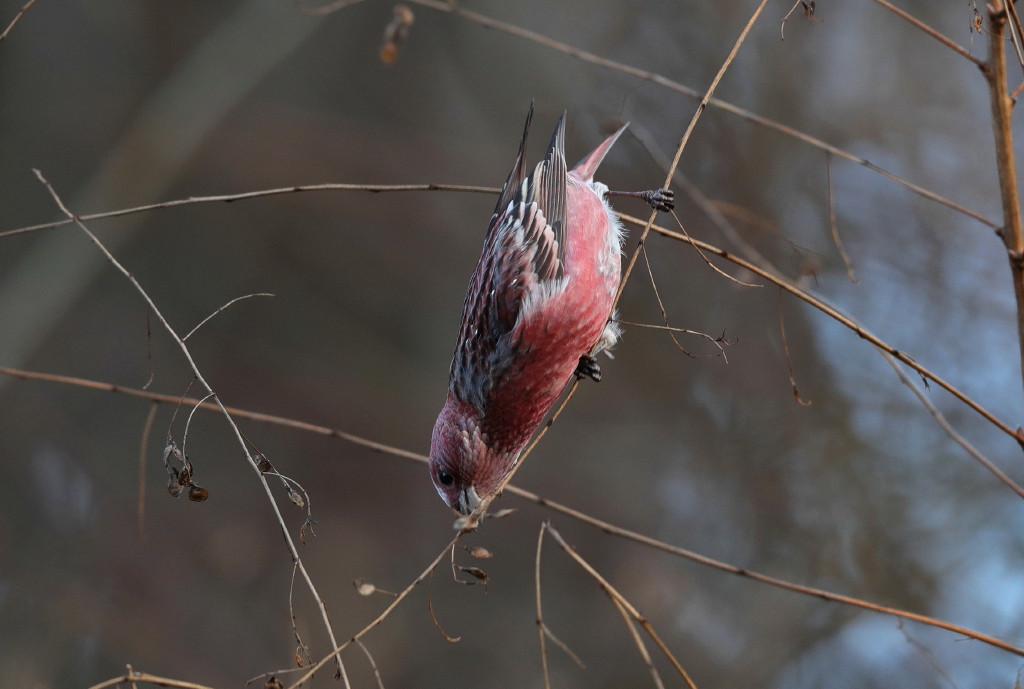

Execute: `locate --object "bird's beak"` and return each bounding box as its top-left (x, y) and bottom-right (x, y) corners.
top-left (455, 485), bottom-right (481, 515)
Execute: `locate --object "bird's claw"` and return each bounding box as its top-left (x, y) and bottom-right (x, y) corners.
top-left (574, 354), bottom-right (603, 382)
top-left (640, 188), bottom-right (674, 212)
top-left (605, 188), bottom-right (675, 212)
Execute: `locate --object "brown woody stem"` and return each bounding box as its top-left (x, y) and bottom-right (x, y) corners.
top-left (985, 0), bottom-right (1024, 402)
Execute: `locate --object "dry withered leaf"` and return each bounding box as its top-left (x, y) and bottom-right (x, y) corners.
top-left (458, 566), bottom-right (489, 590)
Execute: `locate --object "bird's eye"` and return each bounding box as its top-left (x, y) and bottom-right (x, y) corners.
top-left (437, 469), bottom-right (454, 486)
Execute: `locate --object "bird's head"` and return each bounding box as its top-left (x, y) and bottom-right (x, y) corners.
top-left (429, 397), bottom-right (513, 515)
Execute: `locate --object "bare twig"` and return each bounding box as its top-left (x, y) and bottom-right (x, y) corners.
top-left (628, 122), bottom-right (783, 276)
top-left (0, 0), bottom-right (38, 42)
top-left (0, 183), bottom-right (499, 239)
top-left (31, 170), bottom-right (350, 687)
top-left (880, 351), bottom-right (1024, 499)
top-left (896, 620), bottom-right (961, 689)
top-left (183, 292), bottom-right (275, 341)
top-left (288, 563), bottom-right (312, 668)
top-left (137, 402), bottom-right (158, 537)
top-left (826, 152), bottom-right (857, 283)
top-left (616, 212), bottom-right (1024, 447)
top-left (7, 365), bottom-right (1024, 658)
top-left (614, 318), bottom-right (732, 352)
top-left (546, 524), bottom-right (699, 689)
top-left (611, 596), bottom-right (666, 689)
top-left (181, 391), bottom-right (216, 461)
top-left (389, 0), bottom-right (996, 230)
top-left (535, 494), bottom-right (1024, 660)
top-left (778, 289), bottom-right (812, 406)
top-left (89, 668), bottom-right (221, 689)
top-left (780, 0), bottom-right (803, 40)
top-left (535, 522), bottom-right (552, 689)
top-left (1005, 0), bottom-right (1024, 71)
top-left (427, 566), bottom-right (462, 643)
top-left (617, 0), bottom-right (772, 309)
top-left (869, 0), bottom-right (984, 66)
top-left (285, 533), bottom-right (462, 689)
top-left (983, 0), bottom-right (1024, 403)
top-left (640, 245), bottom-right (728, 360)
top-left (302, 0), bottom-right (369, 14)
top-left (0, 366), bottom-right (429, 462)
top-left (781, 0), bottom-right (820, 40)
top-left (353, 638), bottom-right (387, 689)
top-left (662, 210), bottom-right (761, 288)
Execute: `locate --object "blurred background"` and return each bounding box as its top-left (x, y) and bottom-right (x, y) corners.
top-left (2, 0), bottom-right (1023, 686)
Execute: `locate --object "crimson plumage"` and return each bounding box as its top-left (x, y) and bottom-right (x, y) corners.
top-left (429, 108), bottom-right (631, 514)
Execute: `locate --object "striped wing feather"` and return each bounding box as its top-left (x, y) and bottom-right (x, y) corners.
top-left (450, 111), bottom-right (568, 409)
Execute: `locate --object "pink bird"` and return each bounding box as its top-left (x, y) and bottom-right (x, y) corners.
top-left (429, 107), bottom-right (672, 514)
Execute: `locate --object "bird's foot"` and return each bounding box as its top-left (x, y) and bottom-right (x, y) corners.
top-left (575, 354), bottom-right (603, 382)
top-left (605, 188), bottom-right (675, 212)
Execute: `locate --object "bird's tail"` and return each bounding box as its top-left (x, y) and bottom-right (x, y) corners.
top-left (570, 122), bottom-right (628, 182)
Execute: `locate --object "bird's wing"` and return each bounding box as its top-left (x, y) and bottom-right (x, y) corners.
top-left (450, 111), bottom-right (568, 409)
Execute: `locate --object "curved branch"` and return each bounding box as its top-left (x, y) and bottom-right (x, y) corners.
top-left (617, 212), bottom-right (1024, 449)
top-left (5, 366), bottom-right (1023, 659)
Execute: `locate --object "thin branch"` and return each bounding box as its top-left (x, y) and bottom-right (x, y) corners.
top-left (0, 183), bottom-right (499, 239)
top-left (353, 638), bottom-right (386, 689)
top-left (896, 620), bottom-right (961, 689)
top-left (778, 288), bottom-right (812, 406)
top-left (611, 596), bottom-right (666, 689)
top-left (880, 351), bottom-right (1024, 499)
top-left (30, 170), bottom-right (350, 687)
top-left (546, 524), bottom-right (699, 689)
top-left (640, 245), bottom-right (726, 360)
top-left (288, 563), bottom-right (312, 668)
top-left (616, 0), bottom-right (772, 311)
top-left (0, 0), bottom-right (38, 42)
top-left (983, 0), bottom-right (1024, 404)
top-left (301, 0), bottom-right (369, 14)
top-left (826, 152), bottom-right (858, 283)
top-left (285, 533), bottom-right (463, 689)
top-left (533, 493), bottom-right (1024, 660)
top-left (615, 211), bottom-right (1024, 447)
top-left (1012, 78), bottom-right (1024, 103)
top-left (390, 0), bottom-right (996, 230)
top-left (0, 366), bottom-right (428, 462)
top-left (535, 522), bottom-right (552, 689)
top-left (663, 210), bottom-right (761, 288)
top-left (137, 402), bottom-right (158, 537)
top-left (181, 391), bottom-right (216, 461)
top-left (88, 669), bottom-right (221, 689)
top-left (869, 0), bottom-right (984, 66)
top-left (427, 566), bottom-right (462, 643)
top-left (7, 365), bottom-right (1024, 658)
top-left (780, 0), bottom-right (804, 40)
top-left (1005, 0), bottom-right (1024, 71)
top-left (628, 122), bottom-right (783, 277)
top-left (183, 292), bottom-right (275, 341)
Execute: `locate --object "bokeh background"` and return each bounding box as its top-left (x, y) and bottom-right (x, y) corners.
top-left (2, 0), bottom-right (1023, 687)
